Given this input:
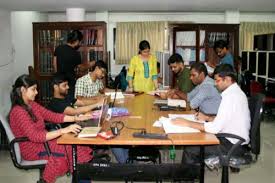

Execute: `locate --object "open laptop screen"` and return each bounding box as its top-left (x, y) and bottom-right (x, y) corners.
top-left (98, 98), bottom-right (110, 127)
top-left (98, 104), bottom-right (109, 127)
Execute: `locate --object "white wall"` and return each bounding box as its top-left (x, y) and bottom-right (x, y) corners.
top-left (11, 11), bottom-right (47, 77)
top-left (0, 9), bottom-right (13, 116)
top-left (240, 12), bottom-right (275, 22)
top-left (48, 12), bottom-right (96, 22)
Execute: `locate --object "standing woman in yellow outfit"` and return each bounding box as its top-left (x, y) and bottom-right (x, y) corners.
top-left (127, 40), bottom-right (158, 92)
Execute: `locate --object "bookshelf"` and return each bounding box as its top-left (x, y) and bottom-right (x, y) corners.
top-left (171, 24), bottom-right (239, 67)
top-left (32, 22), bottom-right (107, 105)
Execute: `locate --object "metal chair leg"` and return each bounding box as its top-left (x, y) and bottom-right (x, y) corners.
top-left (221, 166), bottom-right (229, 183)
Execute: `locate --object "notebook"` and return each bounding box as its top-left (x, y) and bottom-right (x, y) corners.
top-left (78, 99), bottom-right (110, 138)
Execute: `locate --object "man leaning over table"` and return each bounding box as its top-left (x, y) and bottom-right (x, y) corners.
top-left (171, 64), bottom-right (251, 165)
top-left (168, 62), bottom-right (221, 115)
top-left (75, 60), bottom-right (129, 163)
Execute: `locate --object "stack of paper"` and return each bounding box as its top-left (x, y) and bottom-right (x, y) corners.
top-left (147, 90), bottom-right (168, 96)
top-left (167, 99), bottom-right (186, 108)
top-left (153, 114), bottom-right (204, 134)
top-left (105, 92), bottom-right (125, 99)
top-left (154, 99), bottom-right (168, 105)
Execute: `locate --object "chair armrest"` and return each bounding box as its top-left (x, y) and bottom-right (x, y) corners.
top-left (10, 137), bottom-right (51, 158)
top-left (10, 137), bottom-right (31, 168)
top-left (10, 137), bottom-right (29, 144)
top-left (215, 133), bottom-right (246, 165)
top-left (216, 133), bottom-right (245, 142)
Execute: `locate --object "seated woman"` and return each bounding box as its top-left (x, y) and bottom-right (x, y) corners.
top-left (9, 74), bottom-right (93, 183)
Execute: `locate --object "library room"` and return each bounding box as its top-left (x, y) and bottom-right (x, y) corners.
top-left (0, 0), bottom-right (275, 183)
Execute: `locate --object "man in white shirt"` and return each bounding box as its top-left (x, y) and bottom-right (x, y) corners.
top-left (172, 64), bottom-right (251, 164)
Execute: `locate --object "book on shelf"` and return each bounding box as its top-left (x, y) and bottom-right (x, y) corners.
top-left (39, 50), bottom-right (53, 74)
top-left (88, 50), bottom-right (103, 61)
top-left (39, 30), bottom-right (68, 48)
top-left (97, 29), bottom-right (103, 45)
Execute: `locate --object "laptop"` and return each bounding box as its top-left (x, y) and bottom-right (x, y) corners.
top-left (78, 98), bottom-right (110, 138)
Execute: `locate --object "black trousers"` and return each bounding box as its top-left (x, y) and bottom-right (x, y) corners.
top-left (182, 137), bottom-right (247, 164)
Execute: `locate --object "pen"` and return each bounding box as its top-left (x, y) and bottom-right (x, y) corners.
top-left (195, 107), bottom-right (200, 120)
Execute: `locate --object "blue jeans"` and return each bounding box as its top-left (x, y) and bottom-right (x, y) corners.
top-left (78, 180), bottom-right (90, 183)
top-left (111, 147), bottom-right (129, 163)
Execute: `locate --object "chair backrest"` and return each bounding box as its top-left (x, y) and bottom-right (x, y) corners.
top-left (250, 81), bottom-right (264, 96)
top-left (241, 70), bottom-right (254, 96)
top-left (0, 112), bottom-right (22, 163)
top-left (248, 93), bottom-right (264, 156)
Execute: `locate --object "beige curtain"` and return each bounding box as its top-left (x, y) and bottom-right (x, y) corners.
top-left (116, 21), bottom-right (166, 64)
top-left (240, 22), bottom-right (275, 51)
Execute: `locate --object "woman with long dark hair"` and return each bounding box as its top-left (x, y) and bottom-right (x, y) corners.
top-left (9, 74), bottom-right (92, 183)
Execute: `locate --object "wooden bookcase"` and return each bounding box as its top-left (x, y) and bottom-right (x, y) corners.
top-left (32, 21), bottom-right (107, 105)
top-left (171, 24), bottom-right (239, 67)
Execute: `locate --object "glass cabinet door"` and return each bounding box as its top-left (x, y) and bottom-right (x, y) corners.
top-left (175, 31), bottom-right (196, 65)
top-left (174, 30), bottom-right (206, 65)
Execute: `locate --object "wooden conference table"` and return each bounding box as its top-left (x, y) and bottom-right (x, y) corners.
top-left (57, 94), bottom-right (219, 183)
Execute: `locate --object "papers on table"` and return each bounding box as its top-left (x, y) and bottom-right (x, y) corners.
top-left (147, 89), bottom-right (168, 96)
top-left (105, 92), bottom-right (125, 99)
top-left (154, 99), bottom-right (168, 105)
top-left (168, 114), bottom-right (204, 123)
top-left (153, 116), bottom-right (169, 127)
top-left (167, 99), bottom-right (186, 108)
top-left (153, 114), bottom-right (204, 134)
top-left (154, 99), bottom-right (186, 108)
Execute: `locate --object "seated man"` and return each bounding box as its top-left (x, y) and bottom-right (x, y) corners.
top-left (170, 62), bottom-right (221, 115)
top-left (48, 73), bottom-right (103, 121)
top-left (75, 60), bottom-right (107, 98)
top-left (172, 64), bottom-right (251, 164)
top-left (48, 74), bottom-right (129, 164)
top-left (167, 53), bottom-right (194, 94)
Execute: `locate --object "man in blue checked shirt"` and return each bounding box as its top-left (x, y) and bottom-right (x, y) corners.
top-left (173, 62), bottom-right (221, 115)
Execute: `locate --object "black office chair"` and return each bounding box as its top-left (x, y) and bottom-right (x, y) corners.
top-left (0, 112), bottom-right (51, 183)
top-left (205, 93), bottom-right (264, 183)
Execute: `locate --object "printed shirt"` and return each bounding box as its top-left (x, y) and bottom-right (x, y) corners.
top-left (75, 73), bottom-right (104, 97)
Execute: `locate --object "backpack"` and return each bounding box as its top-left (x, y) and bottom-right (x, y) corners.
top-left (113, 66), bottom-right (128, 91)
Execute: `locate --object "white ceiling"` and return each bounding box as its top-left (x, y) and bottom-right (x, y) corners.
top-left (0, 0), bottom-right (275, 12)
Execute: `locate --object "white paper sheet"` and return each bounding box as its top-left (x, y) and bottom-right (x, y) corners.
top-left (168, 114), bottom-right (204, 123)
top-left (152, 115), bottom-right (202, 133)
top-left (162, 119), bottom-right (201, 133)
top-left (167, 98), bottom-right (186, 108)
top-left (105, 92), bottom-right (125, 99)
